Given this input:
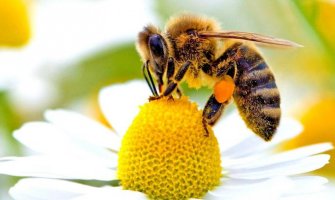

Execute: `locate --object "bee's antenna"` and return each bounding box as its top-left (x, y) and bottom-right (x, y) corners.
top-left (142, 61), bottom-right (158, 96)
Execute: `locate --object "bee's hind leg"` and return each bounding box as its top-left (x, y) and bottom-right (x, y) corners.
top-left (149, 59), bottom-right (191, 101)
top-left (202, 94), bottom-right (231, 136)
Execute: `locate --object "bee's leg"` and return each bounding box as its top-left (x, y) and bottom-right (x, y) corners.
top-left (201, 47), bottom-right (238, 134)
top-left (153, 61), bottom-right (164, 94)
top-left (202, 69), bottom-right (236, 124)
top-left (149, 60), bottom-right (191, 101)
top-left (166, 57), bottom-right (183, 98)
top-left (166, 57), bottom-right (175, 82)
top-left (163, 60), bottom-right (190, 97)
top-left (176, 88), bottom-right (182, 98)
top-left (202, 94), bottom-right (231, 135)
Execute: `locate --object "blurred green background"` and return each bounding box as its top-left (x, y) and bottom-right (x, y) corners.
top-left (0, 0), bottom-right (335, 198)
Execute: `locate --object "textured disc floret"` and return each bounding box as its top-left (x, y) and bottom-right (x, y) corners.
top-left (118, 97), bottom-right (221, 200)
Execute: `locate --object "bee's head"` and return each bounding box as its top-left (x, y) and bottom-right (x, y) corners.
top-left (136, 25), bottom-right (169, 79)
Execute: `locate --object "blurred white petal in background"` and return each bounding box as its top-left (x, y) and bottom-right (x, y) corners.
top-left (0, 0), bottom-right (156, 112)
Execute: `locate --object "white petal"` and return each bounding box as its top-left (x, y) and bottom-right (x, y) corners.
top-left (282, 181), bottom-right (335, 200)
top-left (99, 80), bottom-right (151, 136)
top-left (213, 112), bottom-right (252, 152)
top-left (13, 122), bottom-right (117, 167)
top-left (10, 178), bottom-right (98, 200)
top-left (207, 176), bottom-right (328, 200)
top-left (220, 116), bottom-right (302, 159)
top-left (10, 178), bottom-right (147, 200)
top-left (282, 176), bottom-right (328, 196)
top-left (226, 143), bottom-right (333, 169)
top-left (72, 187), bottom-right (147, 200)
top-left (206, 176), bottom-right (292, 200)
top-left (0, 156), bottom-right (116, 180)
top-left (227, 154), bottom-right (330, 180)
top-left (44, 109), bottom-right (121, 151)
top-left (283, 192), bottom-right (335, 200)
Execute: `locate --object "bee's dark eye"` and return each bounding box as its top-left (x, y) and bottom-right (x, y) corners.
top-left (148, 34), bottom-right (167, 74)
top-left (149, 34), bottom-right (165, 57)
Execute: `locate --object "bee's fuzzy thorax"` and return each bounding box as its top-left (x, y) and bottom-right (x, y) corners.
top-left (165, 13), bottom-right (220, 38)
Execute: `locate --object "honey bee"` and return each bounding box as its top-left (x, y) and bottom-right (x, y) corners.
top-left (136, 14), bottom-right (301, 141)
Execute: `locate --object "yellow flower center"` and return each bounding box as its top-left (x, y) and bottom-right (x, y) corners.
top-left (0, 0), bottom-right (31, 47)
top-left (118, 97), bottom-right (221, 200)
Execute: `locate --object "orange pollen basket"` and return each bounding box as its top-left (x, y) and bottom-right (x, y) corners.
top-left (214, 75), bottom-right (235, 103)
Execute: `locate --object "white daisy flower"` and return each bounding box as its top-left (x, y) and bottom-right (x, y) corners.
top-left (0, 80), bottom-right (333, 200)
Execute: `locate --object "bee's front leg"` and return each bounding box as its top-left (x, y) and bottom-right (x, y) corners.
top-left (149, 60), bottom-right (191, 101)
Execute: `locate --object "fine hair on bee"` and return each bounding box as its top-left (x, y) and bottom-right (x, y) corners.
top-left (136, 13), bottom-right (301, 141)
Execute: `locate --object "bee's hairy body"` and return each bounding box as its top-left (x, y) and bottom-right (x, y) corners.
top-left (137, 14), bottom-right (282, 141)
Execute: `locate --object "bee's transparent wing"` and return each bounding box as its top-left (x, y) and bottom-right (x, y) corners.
top-left (198, 31), bottom-right (302, 48)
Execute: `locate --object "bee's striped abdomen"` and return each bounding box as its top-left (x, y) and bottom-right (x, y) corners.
top-left (233, 44), bottom-right (281, 141)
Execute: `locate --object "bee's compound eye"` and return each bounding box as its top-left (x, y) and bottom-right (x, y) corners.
top-left (148, 34), bottom-right (165, 57)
